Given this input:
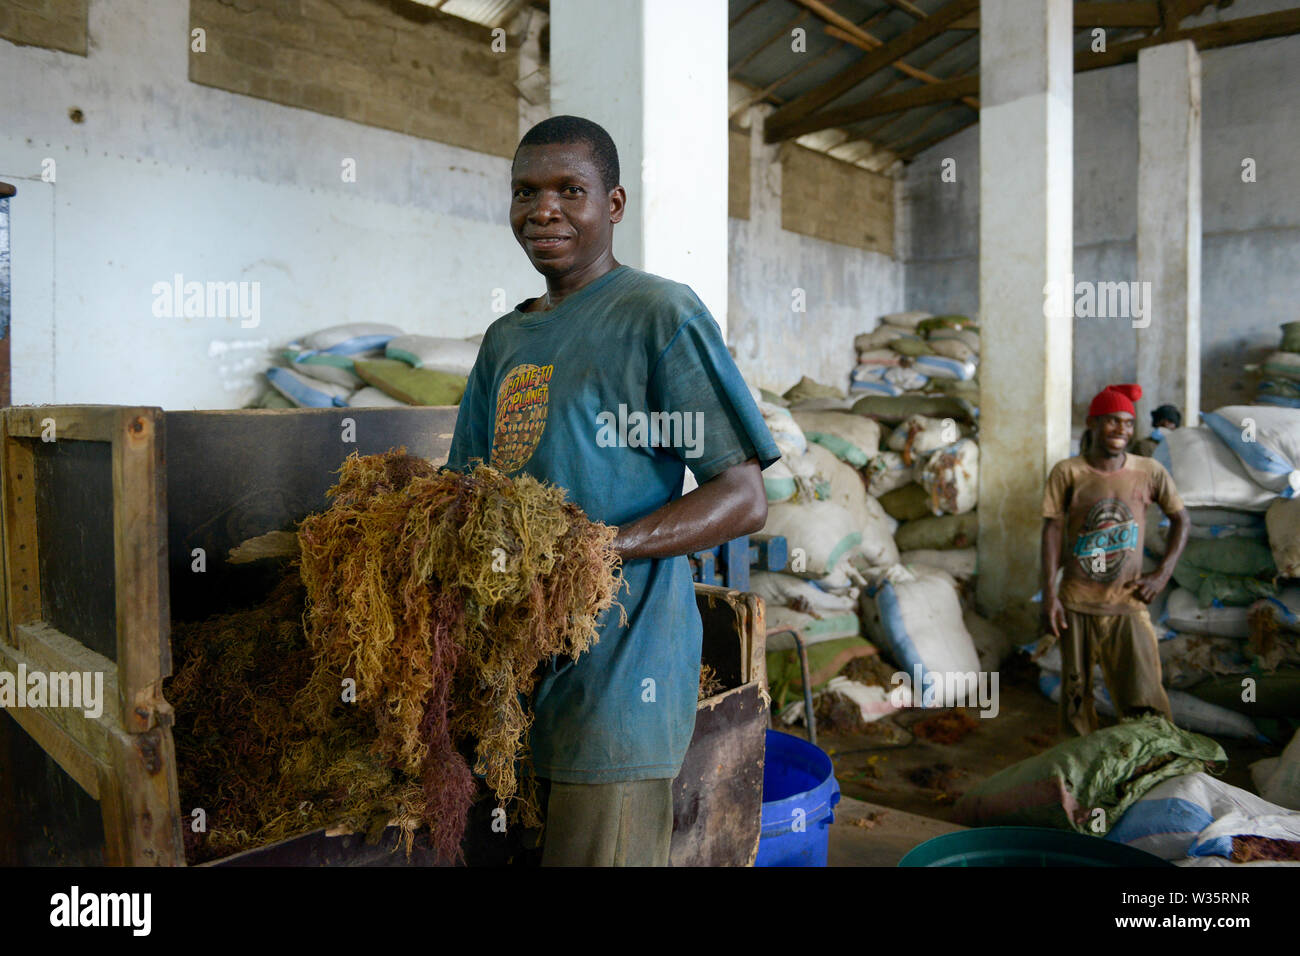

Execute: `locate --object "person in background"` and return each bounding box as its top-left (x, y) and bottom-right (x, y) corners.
top-left (1039, 384), bottom-right (1191, 736)
top-left (1130, 404), bottom-right (1182, 458)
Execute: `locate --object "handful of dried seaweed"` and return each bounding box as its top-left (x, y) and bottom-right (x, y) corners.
top-left (168, 450), bottom-right (621, 864)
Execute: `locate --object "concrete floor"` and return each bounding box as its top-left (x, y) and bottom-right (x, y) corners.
top-left (803, 650), bottom-right (1285, 865)
top-left (829, 796), bottom-right (965, 867)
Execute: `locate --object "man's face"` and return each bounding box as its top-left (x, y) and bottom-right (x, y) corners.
top-left (1088, 412), bottom-right (1135, 456)
top-left (510, 142), bottom-right (624, 278)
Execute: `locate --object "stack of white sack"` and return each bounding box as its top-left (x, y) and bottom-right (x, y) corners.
top-left (857, 563), bottom-right (982, 708)
top-left (1140, 410), bottom-right (1300, 707)
top-left (851, 311), bottom-right (979, 408)
top-left (1105, 771), bottom-right (1300, 865)
top-left (253, 324), bottom-right (484, 409)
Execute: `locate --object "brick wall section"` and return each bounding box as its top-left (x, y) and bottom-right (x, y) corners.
top-left (780, 143), bottom-right (894, 257)
top-left (728, 128), bottom-right (750, 220)
top-left (0, 0), bottom-right (89, 56)
top-left (189, 0), bottom-right (520, 157)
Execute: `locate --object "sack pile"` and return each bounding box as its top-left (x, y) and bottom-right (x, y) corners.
top-left (250, 323), bottom-right (481, 409)
top-left (851, 311), bottom-right (979, 412)
top-left (1255, 320), bottom-right (1300, 409)
top-left (748, 370), bottom-right (995, 723)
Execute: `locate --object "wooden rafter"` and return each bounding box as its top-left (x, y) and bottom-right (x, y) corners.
top-left (950, 1), bottom-right (1221, 31)
top-left (730, 0), bottom-right (766, 29)
top-left (898, 114), bottom-right (978, 160)
top-left (1081, 7), bottom-right (1300, 72)
top-left (843, 31), bottom-right (976, 145)
top-left (882, 102), bottom-right (964, 154)
top-left (879, 0), bottom-right (927, 18)
top-left (768, 6), bottom-right (1300, 150)
top-left (729, 10), bottom-right (809, 77)
top-left (728, 7), bottom-right (896, 118)
top-left (784, 73), bottom-right (977, 133)
top-left (765, 0), bottom-right (979, 142)
top-left (824, 22), bottom-right (980, 108)
top-left (729, 40), bottom-right (843, 118)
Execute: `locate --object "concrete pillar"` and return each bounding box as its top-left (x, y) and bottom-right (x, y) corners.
top-left (549, 0), bottom-right (729, 332)
top-left (976, 0), bottom-right (1074, 614)
top-left (1136, 41), bottom-right (1202, 427)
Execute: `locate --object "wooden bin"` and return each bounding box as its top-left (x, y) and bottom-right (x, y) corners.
top-left (0, 404), bottom-right (767, 866)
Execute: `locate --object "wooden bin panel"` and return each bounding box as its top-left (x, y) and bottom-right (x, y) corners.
top-left (0, 404), bottom-right (182, 865)
top-left (164, 407), bottom-right (458, 621)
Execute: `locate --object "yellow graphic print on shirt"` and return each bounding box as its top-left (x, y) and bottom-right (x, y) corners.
top-left (492, 363), bottom-right (553, 473)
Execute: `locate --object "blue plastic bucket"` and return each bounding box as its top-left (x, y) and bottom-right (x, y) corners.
top-left (755, 730), bottom-right (841, 867)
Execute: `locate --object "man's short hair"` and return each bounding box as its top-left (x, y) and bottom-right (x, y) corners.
top-left (1151, 404), bottom-right (1182, 428)
top-left (514, 115), bottom-right (620, 193)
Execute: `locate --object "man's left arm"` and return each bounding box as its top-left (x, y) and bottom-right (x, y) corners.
top-left (619, 309), bottom-right (780, 560)
top-left (613, 457), bottom-right (766, 560)
top-left (1132, 464), bottom-right (1190, 604)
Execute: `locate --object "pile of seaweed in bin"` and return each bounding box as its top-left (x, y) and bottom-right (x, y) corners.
top-left (167, 450), bottom-right (622, 865)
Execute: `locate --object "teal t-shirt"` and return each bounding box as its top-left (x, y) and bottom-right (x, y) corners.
top-left (445, 265), bottom-right (779, 783)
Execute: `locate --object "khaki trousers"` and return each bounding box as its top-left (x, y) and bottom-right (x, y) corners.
top-left (1059, 607), bottom-right (1173, 736)
top-left (538, 777), bottom-right (675, 867)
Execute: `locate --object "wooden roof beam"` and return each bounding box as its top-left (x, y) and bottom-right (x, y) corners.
top-left (879, 0), bottom-right (928, 18)
top-left (765, 0), bottom-right (978, 142)
top-left (1081, 6), bottom-right (1300, 72)
top-left (950, 3), bottom-right (1167, 30)
top-left (774, 73), bottom-right (978, 140)
top-left (824, 22), bottom-right (980, 109)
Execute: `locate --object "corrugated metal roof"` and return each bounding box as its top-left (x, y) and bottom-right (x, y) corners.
top-left (726, 0), bottom-right (1183, 167)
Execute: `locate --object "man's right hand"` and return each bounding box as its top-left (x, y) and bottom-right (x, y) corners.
top-left (1043, 594), bottom-right (1068, 638)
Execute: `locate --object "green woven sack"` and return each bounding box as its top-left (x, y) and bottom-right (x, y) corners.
top-left (894, 511), bottom-right (978, 550)
top-left (851, 394), bottom-right (974, 424)
top-left (1281, 321), bottom-right (1300, 353)
top-left (353, 358), bottom-right (467, 406)
top-left (954, 715), bottom-right (1226, 834)
top-left (879, 483), bottom-right (932, 521)
top-left (916, 314), bottom-right (974, 336)
top-left (888, 336), bottom-right (933, 357)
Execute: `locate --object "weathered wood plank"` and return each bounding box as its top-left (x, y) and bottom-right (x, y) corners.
top-left (101, 722), bottom-right (185, 866)
top-left (5, 405), bottom-right (124, 442)
top-left (112, 407), bottom-right (169, 732)
top-left (2, 432), bottom-right (39, 624)
top-left (2, 699), bottom-right (105, 799)
top-left (670, 683), bottom-right (767, 867)
top-left (1, 624), bottom-right (120, 771)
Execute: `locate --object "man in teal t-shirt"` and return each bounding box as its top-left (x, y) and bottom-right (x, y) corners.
top-left (446, 115), bottom-right (779, 866)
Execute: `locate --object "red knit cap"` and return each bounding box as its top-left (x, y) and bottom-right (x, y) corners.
top-left (1088, 383), bottom-right (1142, 418)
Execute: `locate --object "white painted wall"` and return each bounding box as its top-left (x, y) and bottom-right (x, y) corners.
top-left (728, 110), bottom-right (904, 395)
top-left (904, 16), bottom-right (1300, 417)
top-left (0, 0), bottom-right (539, 409)
top-left (1, 0), bottom-right (902, 409)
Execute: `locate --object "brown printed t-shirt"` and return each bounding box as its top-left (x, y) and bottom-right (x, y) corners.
top-left (1042, 454), bottom-right (1185, 615)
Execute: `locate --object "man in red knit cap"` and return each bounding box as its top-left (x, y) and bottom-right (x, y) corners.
top-left (1039, 383), bottom-right (1191, 735)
